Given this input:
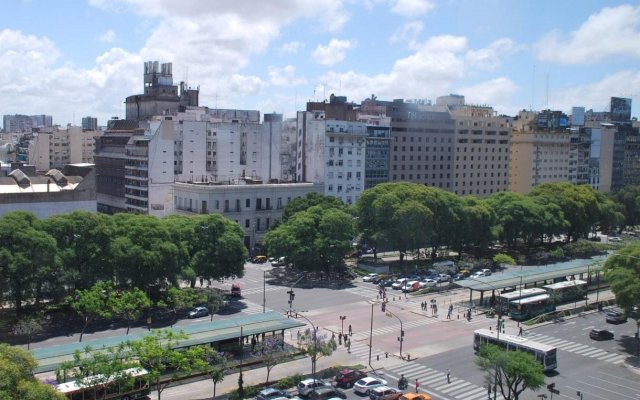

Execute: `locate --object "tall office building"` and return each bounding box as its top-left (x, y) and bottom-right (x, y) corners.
top-left (82, 116), bottom-right (98, 131)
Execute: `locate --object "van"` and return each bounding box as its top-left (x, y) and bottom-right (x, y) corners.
top-left (402, 281), bottom-right (420, 292)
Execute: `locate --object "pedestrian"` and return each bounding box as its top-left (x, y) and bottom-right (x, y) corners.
top-left (349, 324), bottom-right (352, 336)
top-left (347, 339), bottom-right (351, 353)
top-left (447, 369), bottom-right (450, 384)
top-left (415, 379), bottom-right (419, 393)
top-left (519, 326), bottom-right (523, 336)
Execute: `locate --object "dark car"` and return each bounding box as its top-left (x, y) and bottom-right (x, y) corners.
top-left (309, 387), bottom-right (347, 400)
top-left (606, 310), bottom-right (627, 324)
top-left (335, 368), bottom-right (367, 388)
top-left (380, 279), bottom-right (394, 287)
top-left (257, 388), bottom-right (292, 400)
top-left (590, 328), bottom-right (614, 340)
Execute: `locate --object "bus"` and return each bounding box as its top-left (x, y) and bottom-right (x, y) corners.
top-left (509, 293), bottom-right (555, 320)
top-left (56, 367), bottom-right (150, 400)
top-left (496, 288), bottom-right (547, 314)
top-left (473, 328), bottom-right (557, 371)
top-left (542, 280), bottom-right (587, 303)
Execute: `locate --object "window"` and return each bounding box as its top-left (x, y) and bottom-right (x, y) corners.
top-left (246, 199), bottom-right (250, 208)
top-left (245, 219), bottom-right (250, 228)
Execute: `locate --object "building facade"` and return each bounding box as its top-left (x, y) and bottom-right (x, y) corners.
top-left (172, 180), bottom-right (323, 249)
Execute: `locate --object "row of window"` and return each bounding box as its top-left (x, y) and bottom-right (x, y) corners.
top-left (327, 171), bottom-right (362, 179)
top-left (395, 136), bottom-right (453, 143)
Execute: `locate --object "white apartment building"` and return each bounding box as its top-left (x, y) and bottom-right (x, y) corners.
top-left (172, 180), bottom-right (323, 248)
top-left (123, 108), bottom-right (284, 215)
top-left (296, 111), bottom-right (367, 204)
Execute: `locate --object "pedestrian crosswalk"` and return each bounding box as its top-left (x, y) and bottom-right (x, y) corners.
top-left (524, 332), bottom-right (627, 364)
top-left (384, 363), bottom-right (504, 400)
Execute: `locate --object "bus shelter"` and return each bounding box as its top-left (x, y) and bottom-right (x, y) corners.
top-left (455, 256), bottom-right (607, 308)
top-left (31, 311), bottom-right (305, 374)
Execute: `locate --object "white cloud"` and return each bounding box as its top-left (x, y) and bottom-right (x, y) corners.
top-left (268, 65), bottom-right (307, 86)
top-left (311, 39), bottom-right (356, 66)
top-left (548, 70), bottom-right (640, 113)
top-left (457, 77), bottom-right (519, 114)
top-left (98, 29), bottom-right (117, 43)
top-left (389, 0), bottom-right (435, 18)
top-left (465, 38), bottom-right (522, 71)
top-left (318, 35), bottom-right (468, 102)
top-left (389, 20), bottom-right (423, 46)
top-left (536, 4), bottom-right (640, 64)
top-left (280, 41), bottom-right (302, 54)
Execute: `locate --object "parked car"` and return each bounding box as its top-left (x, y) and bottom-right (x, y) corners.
top-left (253, 255), bottom-right (268, 263)
top-left (363, 273), bottom-right (379, 282)
top-left (421, 278), bottom-right (437, 288)
top-left (257, 388), bottom-right (292, 400)
top-left (308, 387), bottom-right (347, 400)
top-left (369, 386), bottom-right (403, 400)
top-left (380, 279), bottom-right (394, 287)
top-left (391, 279), bottom-right (408, 290)
top-left (354, 377), bottom-right (388, 395)
top-left (297, 379), bottom-right (330, 396)
top-left (589, 328), bottom-right (614, 340)
top-left (188, 306), bottom-right (209, 319)
top-left (402, 281), bottom-right (421, 292)
top-left (335, 368), bottom-right (367, 388)
top-left (606, 310), bottom-right (627, 324)
top-left (481, 269), bottom-right (492, 276)
top-left (609, 236), bottom-right (623, 242)
top-left (437, 274), bottom-right (451, 283)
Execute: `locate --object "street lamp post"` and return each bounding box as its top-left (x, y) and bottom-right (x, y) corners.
top-left (262, 269), bottom-right (267, 313)
top-left (296, 312), bottom-right (319, 384)
top-left (340, 316), bottom-right (346, 335)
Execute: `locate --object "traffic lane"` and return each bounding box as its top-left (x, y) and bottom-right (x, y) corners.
top-left (540, 349), bottom-right (640, 400)
top-left (531, 312), bottom-right (634, 357)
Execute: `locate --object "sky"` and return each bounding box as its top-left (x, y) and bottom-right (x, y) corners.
top-left (1, 0), bottom-right (639, 127)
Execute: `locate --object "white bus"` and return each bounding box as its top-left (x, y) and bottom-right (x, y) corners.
top-left (496, 288), bottom-right (547, 313)
top-left (542, 280), bottom-right (587, 303)
top-left (56, 367), bottom-right (150, 400)
top-left (473, 328), bottom-right (557, 371)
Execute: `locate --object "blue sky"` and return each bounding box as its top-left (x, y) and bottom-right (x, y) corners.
top-left (1, 0), bottom-right (639, 126)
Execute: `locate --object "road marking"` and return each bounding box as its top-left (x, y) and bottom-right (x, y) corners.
top-left (437, 380), bottom-right (472, 393)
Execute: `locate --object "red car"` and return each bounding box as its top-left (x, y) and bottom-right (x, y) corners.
top-left (335, 369), bottom-right (367, 388)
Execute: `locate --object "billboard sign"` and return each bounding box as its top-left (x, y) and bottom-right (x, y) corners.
top-left (610, 97), bottom-right (631, 122)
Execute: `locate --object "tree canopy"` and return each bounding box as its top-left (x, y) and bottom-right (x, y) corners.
top-left (0, 344), bottom-right (65, 400)
top-left (604, 244), bottom-right (640, 325)
top-left (475, 344), bottom-right (545, 400)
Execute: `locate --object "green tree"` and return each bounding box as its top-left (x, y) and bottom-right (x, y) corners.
top-left (110, 214), bottom-right (181, 291)
top-left (265, 206), bottom-right (354, 271)
top-left (604, 245), bottom-right (640, 355)
top-left (12, 315), bottom-right (44, 350)
top-left (109, 288), bottom-right (152, 335)
top-left (203, 350), bottom-right (228, 398)
top-left (612, 185), bottom-right (640, 230)
top-left (67, 281), bottom-right (114, 342)
top-left (0, 212), bottom-right (59, 311)
top-left (129, 330), bottom-right (211, 400)
top-left (204, 288), bottom-right (226, 321)
top-left (475, 344), bottom-right (545, 400)
top-left (182, 214), bottom-right (247, 286)
top-left (157, 287), bottom-right (207, 327)
top-left (253, 337), bottom-right (292, 383)
top-left (281, 192), bottom-right (346, 223)
top-left (43, 211), bottom-right (114, 292)
top-left (0, 343), bottom-right (65, 400)
top-left (493, 254), bottom-right (516, 267)
top-left (454, 197), bottom-right (496, 257)
top-left (298, 327), bottom-right (337, 380)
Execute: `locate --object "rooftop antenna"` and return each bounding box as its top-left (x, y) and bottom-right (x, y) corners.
top-left (545, 72), bottom-right (550, 110)
top-left (530, 64), bottom-right (535, 111)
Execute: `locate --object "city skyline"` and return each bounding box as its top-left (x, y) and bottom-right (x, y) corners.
top-left (0, 0), bottom-right (639, 126)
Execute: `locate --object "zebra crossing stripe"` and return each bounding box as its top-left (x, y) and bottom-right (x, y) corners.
top-left (586, 350), bottom-right (609, 357)
top-left (391, 364), bottom-right (429, 375)
top-left (612, 357), bottom-right (626, 364)
top-left (437, 380), bottom-right (473, 393)
top-left (574, 346), bottom-right (598, 354)
top-left (541, 338), bottom-right (567, 345)
top-left (459, 386), bottom-right (492, 400)
top-left (597, 353), bottom-right (621, 361)
top-left (561, 343), bottom-right (588, 351)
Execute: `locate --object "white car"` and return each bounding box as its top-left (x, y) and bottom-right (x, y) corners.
top-left (297, 379), bottom-right (330, 396)
top-left (391, 279), bottom-right (408, 290)
top-left (354, 377), bottom-right (388, 395)
top-left (363, 273), bottom-right (379, 282)
top-left (421, 278), bottom-right (437, 288)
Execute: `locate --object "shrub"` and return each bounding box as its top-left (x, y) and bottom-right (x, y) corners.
top-left (275, 373), bottom-right (304, 390)
top-left (548, 247), bottom-right (564, 260)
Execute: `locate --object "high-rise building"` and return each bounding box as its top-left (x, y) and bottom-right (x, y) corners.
top-left (296, 110), bottom-right (367, 204)
top-left (82, 116), bottom-right (98, 131)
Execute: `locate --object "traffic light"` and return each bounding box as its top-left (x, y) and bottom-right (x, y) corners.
top-left (287, 290), bottom-right (295, 301)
